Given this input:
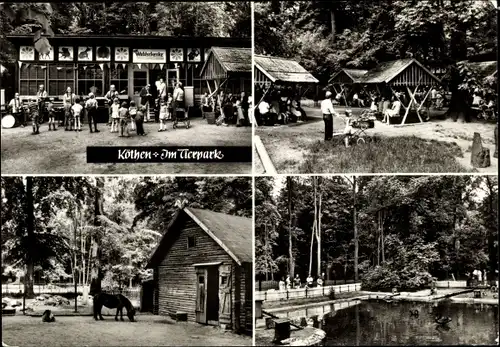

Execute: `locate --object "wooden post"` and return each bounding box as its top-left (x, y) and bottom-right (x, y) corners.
top-left (273, 318), bottom-right (291, 343)
top-left (406, 85), bottom-right (424, 123)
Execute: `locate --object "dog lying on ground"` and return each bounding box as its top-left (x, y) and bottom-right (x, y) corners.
top-left (42, 309), bottom-right (56, 322)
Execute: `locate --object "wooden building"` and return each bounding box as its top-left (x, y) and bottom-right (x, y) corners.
top-left (5, 35), bottom-right (250, 108)
top-left (200, 47), bottom-right (251, 97)
top-left (146, 207), bottom-right (252, 335)
top-left (328, 68), bottom-right (369, 106)
top-left (253, 54), bottom-right (318, 110)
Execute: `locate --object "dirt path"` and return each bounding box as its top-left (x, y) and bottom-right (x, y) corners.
top-left (2, 314), bottom-right (251, 346)
top-left (1, 119), bottom-right (252, 174)
top-left (255, 106), bottom-right (497, 173)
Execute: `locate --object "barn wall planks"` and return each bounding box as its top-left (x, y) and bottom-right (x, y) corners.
top-left (157, 218), bottom-right (233, 321)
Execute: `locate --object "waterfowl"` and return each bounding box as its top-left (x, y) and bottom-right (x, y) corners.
top-left (435, 315), bottom-right (452, 325)
top-left (409, 309), bottom-right (419, 317)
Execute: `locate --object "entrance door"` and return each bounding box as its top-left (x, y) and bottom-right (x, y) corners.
top-left (166, 69), bottom-right (179, 95)
top-left (218, 264), bottom-right (232, 327)
top-left (195, 268), bottom-right (207, 324)
top-left (206, 266), bottom-right (219, 325)
top-left (132, 68), bottom-right (148, 106)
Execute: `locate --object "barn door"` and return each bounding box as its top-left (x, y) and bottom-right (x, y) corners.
top-left (195, 268), bottom-right (207, 324)
top-left (218, 264), bottom-right (232, 328)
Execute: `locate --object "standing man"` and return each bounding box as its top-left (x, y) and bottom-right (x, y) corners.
top-left (62, 87), bottom-right (76, 131)
top-left (172, 82), bottom-right (185, 120)
top-left (293, 274), bottom-right (301, 289)
top-left (321, 91), bottom-right (337, 141)
top-left (8, 93), bottom-right (25, 126)
top-left (85, 92), bottom-right (99, 133)
top-left (157, 78), bottom-right (167, 102)
top-left (139, 84), bottom-right (152, 122)
top-left (105, 85), bottom-right (119, 126)
top-left (36, 84), bottom-right (48, 122)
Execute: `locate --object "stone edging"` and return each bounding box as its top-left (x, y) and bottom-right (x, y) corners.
top-left (281, 327), bottom-right (326, 346)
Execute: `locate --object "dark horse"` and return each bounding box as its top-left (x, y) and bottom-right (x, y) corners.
top-left (93, 293), bottom-right (136, 322)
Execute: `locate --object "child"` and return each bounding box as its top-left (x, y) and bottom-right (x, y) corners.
top-left (71, 98), bottom-right (84, 132)
top-left (166, 93), bottom-right (173, 121)
top-left (158, 99), bottom-right (168, 132)
top-left (85, 93), bottom-right (99, 133)
top-left (110, 98), bottom-right (120, 133)
top-left (118, 101), bottom-right (130, 137)
top-left (128, 101), bottom-right (137, 132)
top-left (135, 106), bottom-right (146, 136)
top-left (343, 109), bottom-right (354, 148)
top-left (29, 98), bottom-right (40, 135)
top-left (47, 98), bottom-right (57, 131)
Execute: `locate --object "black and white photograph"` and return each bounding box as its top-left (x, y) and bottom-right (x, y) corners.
top-left (254, 175), bottom-right (499, 346)
top-left (253, 0), bottom-right (497, 174)
top-left (1, 176), bottom-right (253, 346)
top-left (0, 2), bottom-right (252, 175)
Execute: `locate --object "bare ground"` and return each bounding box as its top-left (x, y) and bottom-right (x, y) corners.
top-left (1, 314), bottom-right (251, 346)
top-left (255, 106), bottom-right (497, 174)
top-left (1, 119), bottom-right (252, 175)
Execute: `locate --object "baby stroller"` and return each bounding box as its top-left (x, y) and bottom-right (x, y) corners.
top-left (172, 106), bottom-right (190, 129)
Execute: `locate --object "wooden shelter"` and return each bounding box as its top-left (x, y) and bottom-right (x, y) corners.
top-left (328, 68), bottom-right (368, 105)
top-left (199, 47), bottom-right (251, 98)
top-left (146, 207), bottom-right (252, 335)
top-left (253, 55), bottom-right (319, 125)
top-left (358, 58), bottom-right (442, 125)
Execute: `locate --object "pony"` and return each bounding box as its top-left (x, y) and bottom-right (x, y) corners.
top-left (93, 293), bottom-right (136, 322)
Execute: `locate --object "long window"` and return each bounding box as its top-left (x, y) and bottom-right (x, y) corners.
top-left (48, 64), bottom-right (75, 96)
top-left (133, 70), bottom-right (147, 96)
top-left (77, 66), bottom-right (104, 96)
top-left (19, 65), bottom-right (46, 96)
top-left (110, 66), bottom-right (128, 95)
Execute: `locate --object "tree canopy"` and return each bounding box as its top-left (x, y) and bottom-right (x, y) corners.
top-left (254, 0), bottom-right (497, 86)
top-left (255, 175), bottom-right (498, 291)
top-left (0, 2), bottom-right (250, 65)
top-left (1, 176), bottom-right (252, 294)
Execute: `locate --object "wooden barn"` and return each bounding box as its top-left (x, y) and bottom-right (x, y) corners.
top-left (146, 207), bottom-right (253, 335)
top-left (199, 47), bottom-right (251, 96)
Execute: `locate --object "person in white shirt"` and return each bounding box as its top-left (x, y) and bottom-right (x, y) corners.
top-left (8, 93), bottom-right (22, 113)
top-left (306, 274), bottom-right (314, 288)
top-left (258, 99), bottom-right (271, 125)
top-left (63, 87), bottom-right (76, 131)
top-left (157, 78), bottom-right (167, 101)
top-left (383, 95), bottom-right (401, 124)
top-left (71, 98), bottom-right (84, 132)
top-left (321, 91), bottom-right (338, 141)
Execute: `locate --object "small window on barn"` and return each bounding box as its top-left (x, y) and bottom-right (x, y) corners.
top-left (187, 236), bottom-right (196, 249)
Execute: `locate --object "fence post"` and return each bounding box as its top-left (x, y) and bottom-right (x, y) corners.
top-left (265, 291), bottom-right (267, 301)
top-left (305, 286), bottom-right (308, 298)
top-left (286, 290), bottom-right (289, 300)
top-left (322, 286), bottom-right (325, 296)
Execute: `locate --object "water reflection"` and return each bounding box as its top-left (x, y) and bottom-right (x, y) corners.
top-left (321, 301), bottom-right (499, 346)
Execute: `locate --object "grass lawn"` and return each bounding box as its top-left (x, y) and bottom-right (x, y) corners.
top-left (1, 314), bottom-right (251, 346)
top-left (1, 118), bottom-right (252, 174)
top-left (255, 106), bottom-right (496, 173)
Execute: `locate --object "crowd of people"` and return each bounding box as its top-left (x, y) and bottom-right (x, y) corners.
top-left (200, 90), bottom-right (251, 127)
top-left (6, 80), bottom-right (251, 135)
top-left (255, 89), bottom-right (306, 126)
top-left (278, 272), bottom-right (328, 291)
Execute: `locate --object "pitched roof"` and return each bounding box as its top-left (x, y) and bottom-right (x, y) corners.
top-left (461, 61), bottom-right (497, 79)
top-left (146, 207), bottom-right (252, 268)
top-left (359, 58), bottom-right (440, 85)
top-left (329, 68), bottom-right (368, 83)
top-left (254, 54), bottom-right (319, 84)
top-left (200, 47), bottom-right (251, 76)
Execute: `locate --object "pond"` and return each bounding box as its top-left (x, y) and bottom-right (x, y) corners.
top-left (320, 300), bottom-right (498, 346)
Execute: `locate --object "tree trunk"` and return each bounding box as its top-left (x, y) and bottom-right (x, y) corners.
top-left (330, 10), bottom-right (336, 43)
top-left (317, 180), bottom-right (322, 278)
top-left (353, 176), bottom-right (358, 282)
top-left (485, 176), bottom-right (497, 283)
top-left (309, 220), bottom-right (316, 277)
top-left (89, 177), bottom-right (104, 296)
top-left (287, 177), bottom-right (295, 279)
top-left (24, 176), bottom-right (35, 298)
top-left (381, 210), bottom-right (385, 263)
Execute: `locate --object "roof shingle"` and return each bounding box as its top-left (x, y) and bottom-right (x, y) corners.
top-left (254, 55), bottom-right (319, 83)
